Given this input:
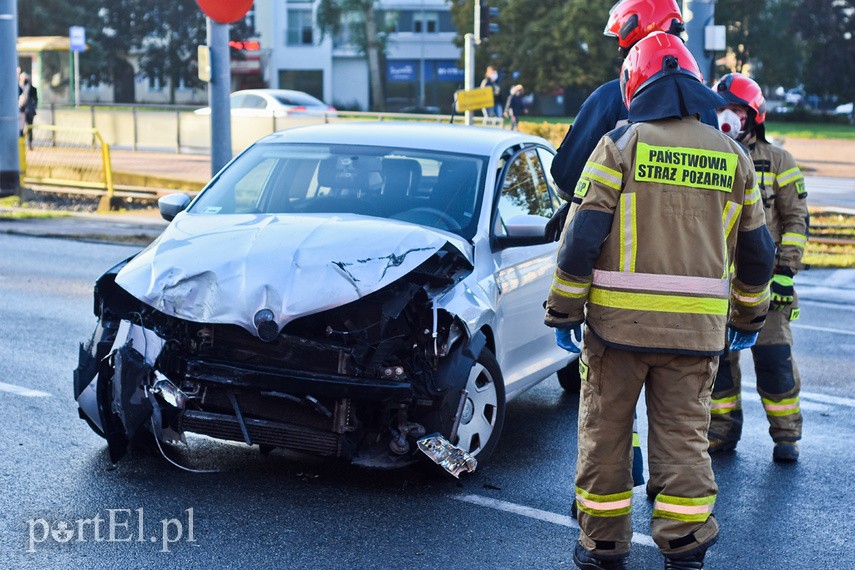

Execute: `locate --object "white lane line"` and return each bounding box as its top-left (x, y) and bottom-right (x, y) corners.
top-left (0, 381), bottom-right (52, 398)
top-left (453, 493), bottom-right (657, 548)
top-left (791, 323), bottom-right (855, 336)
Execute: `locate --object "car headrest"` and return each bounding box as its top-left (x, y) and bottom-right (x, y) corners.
top-left (382, 158), bottom-right (422, 199)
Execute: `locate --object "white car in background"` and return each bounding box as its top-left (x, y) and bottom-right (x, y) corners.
top-left (195, 89), bottom-right (337, 117)
top-left (74, 123), bottom-right (579, 472)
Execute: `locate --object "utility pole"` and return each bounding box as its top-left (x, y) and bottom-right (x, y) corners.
top-left (0, 0), bottom-right (20, 196)
top-left (207, 18), bottom-right (232, 176)
top-left (683, 0), bottom-right (716, 86)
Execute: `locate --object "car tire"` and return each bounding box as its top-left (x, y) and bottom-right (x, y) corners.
top-left (429, 348), bottom-right (506, 463)
top-left (557, 358), bottom-right (582, 392)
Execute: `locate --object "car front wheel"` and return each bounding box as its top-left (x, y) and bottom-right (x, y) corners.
top-left (452, 349), bottom-right (506, 461)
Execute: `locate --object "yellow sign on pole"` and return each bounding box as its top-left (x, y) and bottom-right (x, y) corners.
top-left (455, 87), bottom-right (495, 113)
top-left (198, 45), bottom-right (211, 82)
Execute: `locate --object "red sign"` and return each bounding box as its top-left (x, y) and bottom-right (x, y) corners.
top-left (195, 0), bottom-right (254, 24)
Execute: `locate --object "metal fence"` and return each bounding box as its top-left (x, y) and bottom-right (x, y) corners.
top-left (36, 104), bottom-right (504, 156)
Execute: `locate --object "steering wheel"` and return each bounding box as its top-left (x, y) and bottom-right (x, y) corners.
top-left (394, 207), bottom-right (462, 231)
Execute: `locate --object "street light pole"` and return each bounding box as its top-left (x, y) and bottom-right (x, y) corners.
top-left (208, 17), bottom-right (233, 176)
top-left (0, 0), bottom-right (20, 196)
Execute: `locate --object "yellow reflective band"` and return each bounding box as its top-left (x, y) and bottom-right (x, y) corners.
top-left (635, 142), bottom-right (737, 192)
top-left (762, 397), bottom-right (801, 416)
top-left (710, 395), bottom-right (741, 414)
top-left (619, 193), bottom-right (637, 272)
top-left (632, 432), bottom-right (641, 447)
top-left (551, 273), bottom-right (591, 298)
top-left (589, 287), bottom-right (728, 315)
top-left (653, 494), bottom-right (715, 523)
top-left (744, 184), bottom-right (761, 205)
top-left (582, 161), bottom-right (622, 191)
top-left (576, 487), bottom-right (633, 518)
top-left (781, 232), bottom-right (807, 249)
top-left (777, 167), bottom-right (804, 186)
top-left (722, 201), bottom-right (742, 238)
top-left (732, 285), bottom-right (770, 307)
top-left (579, 359), bottom-right (589, 382)
top-left (756, 171), bottom-right (777, 182)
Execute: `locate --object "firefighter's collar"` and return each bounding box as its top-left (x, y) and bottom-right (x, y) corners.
top-left (629, 75), bottom-right (728, 123)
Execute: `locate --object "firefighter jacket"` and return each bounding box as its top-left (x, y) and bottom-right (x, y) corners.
top-left (550, 79), bottom-right (718, 200)
top-left (750, 139), bottom-right (809, 273)
top-left (545, 117), bottom-right (776, 356)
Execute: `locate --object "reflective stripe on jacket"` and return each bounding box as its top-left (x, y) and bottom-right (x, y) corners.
top-left (545, 117), bottom-right (774, 355)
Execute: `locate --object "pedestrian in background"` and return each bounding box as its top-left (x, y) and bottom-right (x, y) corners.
top-left (19, 72), bottom-right (38, 150)
top-left (546, 33), bottom-right (775, 569)
top-left (504, 84), bottom-right (525, 130)
top-left (709, 73), bottom-right (808, 463)
top-left (480, 65), bottom-right (502, 118)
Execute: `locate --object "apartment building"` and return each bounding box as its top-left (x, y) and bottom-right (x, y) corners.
top-left (253, 0), bottom-right (465, 112)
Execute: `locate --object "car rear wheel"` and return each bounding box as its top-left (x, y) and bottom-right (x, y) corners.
top-left (452, 349), bottom-right (506, 461)
top-left (557, 358), bottom-right (581, 392)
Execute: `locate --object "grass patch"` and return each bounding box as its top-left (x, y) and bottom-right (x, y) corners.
top-left (0, 210), bottom-right (71, 220)
top-left (765, 121), bottom-right (855, 141)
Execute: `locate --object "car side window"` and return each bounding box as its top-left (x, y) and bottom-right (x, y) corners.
top-left (242, 95), bottom-right (267, 109)
top-left (536, 147), bottom-right (564, 209)
top-left (496, 149), bottom-right (554, 231)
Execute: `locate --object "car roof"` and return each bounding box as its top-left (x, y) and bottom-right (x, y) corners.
top-left (258, 122), bottom-right (552, 156)
top-left (234, 89), bottom-right (314, 98)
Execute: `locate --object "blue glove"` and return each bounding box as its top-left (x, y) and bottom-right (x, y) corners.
top-left (728, 327), bottom-right (758, 351)
top-left (555, 324), bottom-right (583, 353)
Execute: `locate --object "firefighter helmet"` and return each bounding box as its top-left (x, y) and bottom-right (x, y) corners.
top-left (620, 32), bottom-right (703, 109)
top-left (715, 73), bottom-right (767, 125)
top-left (604, 0), bottom-right (685, 51)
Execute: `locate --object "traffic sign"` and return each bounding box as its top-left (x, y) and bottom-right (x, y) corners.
top-left (69, 26), bottom-right (86, 52)
top-left (194, 0), bottom-right (254, 24)
top-left (455, 87), bottom-right (495, 113)
top-left (197, 45), bottom-right (211, 82)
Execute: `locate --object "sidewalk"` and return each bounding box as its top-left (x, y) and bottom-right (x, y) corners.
top-left (0, 209), bottom-right (167, 246)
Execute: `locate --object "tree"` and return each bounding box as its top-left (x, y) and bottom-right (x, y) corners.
top-left (317, 0), bottom-right (394, 111)
top-left (449, 0), bottom-right (617, 113)
top-left (794, 0), bottom-right (855, 102)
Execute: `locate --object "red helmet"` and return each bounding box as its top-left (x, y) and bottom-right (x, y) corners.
top-left (715, 73), bottom-right (767, 124)
top-left (604, 0), bottom-right (684, 51)
top-left (620, 32), bottom-right (703, 109)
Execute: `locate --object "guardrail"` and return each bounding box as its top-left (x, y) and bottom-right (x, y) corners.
top-left (37, 104), bottom-right (504, 155)
top-left (20, 125), bottom-right (117, 212)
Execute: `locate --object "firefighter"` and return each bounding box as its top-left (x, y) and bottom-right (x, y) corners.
top-left (709, 74), bottom-right (808, 462)
top-left (545, 33), bottom-right (775, 569)
top-left (548, 0), bottom-right (691, 493)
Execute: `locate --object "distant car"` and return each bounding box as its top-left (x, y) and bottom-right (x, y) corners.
top-left (784, 88), bottom-right (805, 106)
top-left (834, 102), bottom-right (853, 115)
top-left (74, 122), bottom-right (580, 470)
top-left (195, 89), bottom-right (337, 117)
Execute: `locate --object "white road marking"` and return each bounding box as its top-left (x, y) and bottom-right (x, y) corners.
top-left (0, 381), bottom-right (52, 398)
top-left (791, 323), bottom-right (855, 336)
top-left (453, 493), bottom-right (657, 548)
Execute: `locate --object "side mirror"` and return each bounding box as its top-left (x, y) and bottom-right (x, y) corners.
top-left (158, 193), bottom-right (191, 222)
top-left (494, 214), bottom-right (551, 249)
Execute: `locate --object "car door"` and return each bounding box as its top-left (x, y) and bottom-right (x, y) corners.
top-left (491, 146), bottom-right (567, 398)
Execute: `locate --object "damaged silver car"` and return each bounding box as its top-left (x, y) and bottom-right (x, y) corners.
top-left (74, 122), bottom-right (580, 471)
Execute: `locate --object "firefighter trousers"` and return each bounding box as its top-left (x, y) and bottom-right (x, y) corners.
top-left (710, 303), bottom-right (802, 447)
top-left (574, 331), bottom-right (719, 560)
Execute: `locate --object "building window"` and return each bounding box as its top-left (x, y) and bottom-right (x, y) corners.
top-left (287, 9), bottom-right (314, 45)
top-left (278, 69), bottom-right (324, 102)
top-left (413, 11), bottom-right (439, 33)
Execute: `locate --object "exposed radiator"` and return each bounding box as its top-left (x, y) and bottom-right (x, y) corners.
top-left (179, 410), bottom-right (344, 457)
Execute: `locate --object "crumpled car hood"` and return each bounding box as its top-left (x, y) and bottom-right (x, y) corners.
top-left (115, 213), bottom-right (472, 335)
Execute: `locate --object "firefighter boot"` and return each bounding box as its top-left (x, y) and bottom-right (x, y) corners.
top-left (773, 442), bottom-right (799, 463)
top-left (573, 542), bottom-right (628, 570)
top-left (663, 550), bottom-right (705, 569)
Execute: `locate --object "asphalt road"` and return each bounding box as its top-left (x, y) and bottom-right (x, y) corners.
top-left (1, 233), bottom-right (854, 569)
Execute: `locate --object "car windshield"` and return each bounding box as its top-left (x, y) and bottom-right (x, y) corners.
top-left (272, 93), bottom-right (326, 107)
top-left (189, 143), bottom-right (488, 238)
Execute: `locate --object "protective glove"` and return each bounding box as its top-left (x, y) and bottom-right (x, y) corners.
top-left (545, 202), bottom-right (570, 242)
top-left (770, 267), bottom-right (795, 310)
top-left (555, 323), bottom-right (583, 353)
top-left (728, 327), bottom-right (758, 351)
